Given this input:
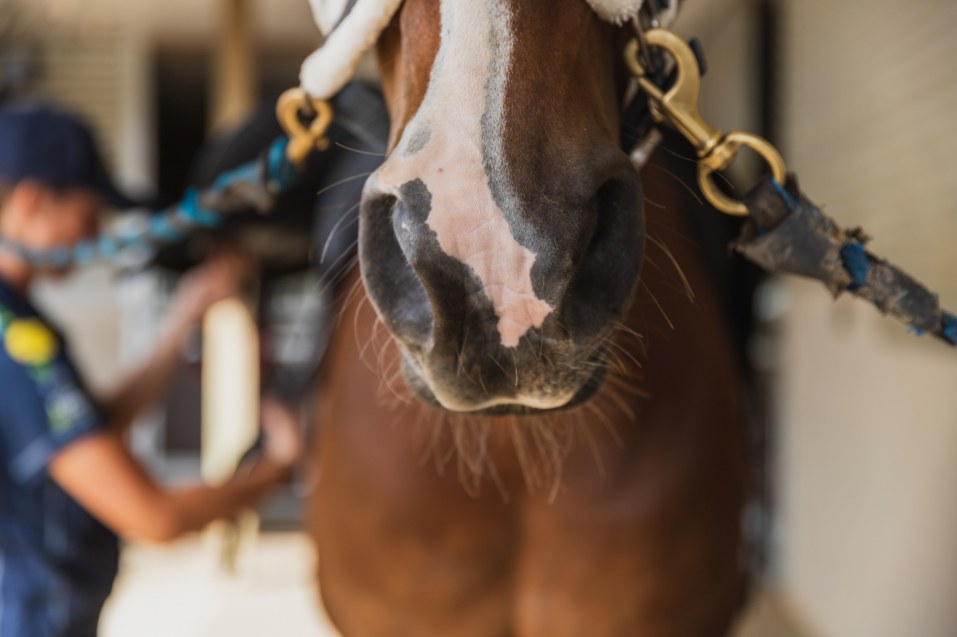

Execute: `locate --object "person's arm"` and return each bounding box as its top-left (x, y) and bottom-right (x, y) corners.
top-left (100, 320), bottom-right (190, 435)
top-left (48, 398), bottom-right (301, 543)
top-left (101, 251), bottom-right (250, 433)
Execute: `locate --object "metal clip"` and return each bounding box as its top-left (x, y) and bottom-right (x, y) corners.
top-left (625, 29), bottom-right (787, 217)
top-left (276, 88), bottom-right (335, 167)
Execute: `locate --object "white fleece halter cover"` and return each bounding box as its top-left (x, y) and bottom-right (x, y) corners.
top-left (300, 0), bottom-right (678, 100)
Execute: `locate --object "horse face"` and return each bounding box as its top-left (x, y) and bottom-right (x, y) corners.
top-left (361, 0), bottom-right (643, 413)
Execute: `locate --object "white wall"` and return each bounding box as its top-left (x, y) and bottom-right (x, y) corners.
top-left (776, 2), bottom-right (957, 636)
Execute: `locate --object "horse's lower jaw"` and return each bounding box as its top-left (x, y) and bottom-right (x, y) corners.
top-left (399, 351), bottom-right (607, 416)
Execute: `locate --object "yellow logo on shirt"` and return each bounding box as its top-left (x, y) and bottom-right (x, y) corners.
top-left (4, 319), bottom-right (58, 367)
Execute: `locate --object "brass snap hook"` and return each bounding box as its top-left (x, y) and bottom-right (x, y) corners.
top-left (626, 29), bottom-right (787, 216)
top-left (276, 88), bottom-right (335, 168)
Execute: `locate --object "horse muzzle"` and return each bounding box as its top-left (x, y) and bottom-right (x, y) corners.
top-left (358, 164), bottom-right (645, 413)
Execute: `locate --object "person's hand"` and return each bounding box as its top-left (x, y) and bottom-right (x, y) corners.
top-left (260, 397), bottom-right (302, 475)
top-left (165, 249), bottom-right (252, 335)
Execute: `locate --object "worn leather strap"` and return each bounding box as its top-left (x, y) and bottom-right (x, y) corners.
top-left (733, 177), bottom-right (957, 347)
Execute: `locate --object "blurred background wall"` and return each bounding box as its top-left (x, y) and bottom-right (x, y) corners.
top-left (774, 2), bottom-right (957, 636)
top-left (2, 1), bottom-right (956, 636)
top-left (689, 2), bottom-right (957, 635)
top-left (0, 0), bottom-right (322, 467)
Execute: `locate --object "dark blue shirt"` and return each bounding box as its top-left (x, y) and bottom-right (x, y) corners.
top-left (0, 277), bottom-right (118, 637)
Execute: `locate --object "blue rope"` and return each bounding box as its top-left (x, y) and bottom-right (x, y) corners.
top-left (212, 161), bottom-right (260, 196)
top-left (0, 136), bottom-right (303, 267)
top-left (840, 243), bottom-right (870, 291)
top-left (45, 248), bottom-right (72, 269)
top-left (771, 179), bottom-right (800, 211)
top-left (942, 313), bottom-right (957, 346)
top-left (148, 214), bottom-right (188, 243)
top-left (97, 235), bottom-right (120, 258)
top-left (266, 137), bottom-right (300, 193)
top-left (177, 188), bottom-right (222, 227)
top-left (73, 241), bottom-right (96, 266)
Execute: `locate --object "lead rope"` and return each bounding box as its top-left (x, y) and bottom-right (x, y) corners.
top-left (627, 28), bottom-right (957, 348)
top-left (0, 91), bottom-right (333, 269)
top-left (0, 136), bottom-right (298, 267)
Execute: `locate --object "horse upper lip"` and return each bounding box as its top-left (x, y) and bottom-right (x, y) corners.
top-left (429, 389), bottom-right (579, 413)
top-left (396, 343), bottom-right (605, 415)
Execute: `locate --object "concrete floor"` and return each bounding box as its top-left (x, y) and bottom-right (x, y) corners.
top-left (100, 532), bottom-right (812, 637)
top-left (100, 533), bottom-right (333, 637)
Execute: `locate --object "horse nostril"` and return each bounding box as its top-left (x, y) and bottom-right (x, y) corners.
top-left (359, 193), bottom-right (434, 347)
top-left (562, 175), bottom-right (645, 342)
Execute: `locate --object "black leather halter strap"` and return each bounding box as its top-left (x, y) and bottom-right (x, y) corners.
top-left (619, 0), bottom-right (689, 151)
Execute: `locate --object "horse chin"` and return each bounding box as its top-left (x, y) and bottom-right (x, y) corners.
top-left (397, 347), bottom-right (609, 417)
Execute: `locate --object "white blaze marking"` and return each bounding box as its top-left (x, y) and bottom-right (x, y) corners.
top-left (375, 0), bottom-right (553, 349)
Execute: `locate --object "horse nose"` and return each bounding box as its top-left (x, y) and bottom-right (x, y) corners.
top-left (359, 180), bottom-right (516, 353)
top-left (359, 186), bottom-right (437, 350)
top-left (557, 170), bottom-right (645, 344)
top-left (358, 159), bottom-right (644, 409)
top-left (361, 174), bottom-right (643, 354)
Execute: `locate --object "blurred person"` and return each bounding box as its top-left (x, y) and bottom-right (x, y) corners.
top-left (0, 104), bottom-right (302, 637)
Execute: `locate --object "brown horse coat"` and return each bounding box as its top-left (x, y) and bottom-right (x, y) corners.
top-left (307, 2), bottom-right (751, 635)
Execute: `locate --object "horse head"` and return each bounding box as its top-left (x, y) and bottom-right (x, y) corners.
top-left (361, 0), bottom-right (649, 414)
top-left (310, 0), bottom-right (658, 414)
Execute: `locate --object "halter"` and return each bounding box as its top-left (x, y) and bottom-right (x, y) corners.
top-left (300, 0), bottom-right (678, 101)
top-left (283, 0), bottom-right (957, 347)
top-left (311, 0), bottom-right (662, 33)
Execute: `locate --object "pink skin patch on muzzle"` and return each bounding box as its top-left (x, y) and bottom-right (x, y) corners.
top-left (374, 0), bottom-right (553, 349)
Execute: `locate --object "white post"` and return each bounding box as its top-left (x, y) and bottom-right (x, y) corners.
top-left (210, 0), bottom-right (257, 133)
top-left (201, 297), bottom-right (259, 485)
top-left (202, 0), bottom-right (261, 572)
top-left (201, 296), bottom-right (260, 572)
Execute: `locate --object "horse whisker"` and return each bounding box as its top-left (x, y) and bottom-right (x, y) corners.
top-left (315, 171), bottom-right (373, 198)
top-left (334, 141), bottom-right (388, 157)
top-left (603, 337), bottom-right (644, 371)
top-left (603, 385), bottom-right (637, 422)
top-left (574, 408), bottom-right (608, 480)
top-left (640, 280), bottom-right (675, 331)
top-left (645, 163), bottom-right (705, 206)
top-left (320, 202), bottom-right (360, 264)
top-left (646, 234), bottom-right (695, 302)
top-left (587, 401), bottom-right (624, 449)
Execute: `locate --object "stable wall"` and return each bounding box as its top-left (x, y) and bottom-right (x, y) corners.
top-left (776, 1), bottom-right (957, 636)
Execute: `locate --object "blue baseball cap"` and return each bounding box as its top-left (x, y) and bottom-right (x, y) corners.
top-left (0, 104), bottom-right (138, 209)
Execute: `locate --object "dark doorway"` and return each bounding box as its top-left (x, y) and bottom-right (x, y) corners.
top-left (154, 48), bottom-right (210, 206)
